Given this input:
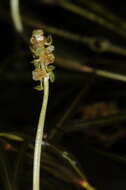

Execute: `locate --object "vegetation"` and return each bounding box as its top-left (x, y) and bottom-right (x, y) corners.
top-left (1, 0), bottom-right (126, 190)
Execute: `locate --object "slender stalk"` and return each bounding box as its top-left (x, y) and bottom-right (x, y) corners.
top-left (10, 0), bottom-right (23, 33)
top-left (33, 76), bottom-right (49, 190)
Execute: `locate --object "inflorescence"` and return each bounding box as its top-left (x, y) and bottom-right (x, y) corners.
top-left (30, 29), bottom-right (55, 90)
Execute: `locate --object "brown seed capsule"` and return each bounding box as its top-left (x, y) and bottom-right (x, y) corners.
top-left (32, 68), bottom-right (48, 81)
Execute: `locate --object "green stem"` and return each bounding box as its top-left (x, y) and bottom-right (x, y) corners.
top-left (33, 76), bottom-right (49, 190)
top-left (10, 0), bottom-right (23, 33)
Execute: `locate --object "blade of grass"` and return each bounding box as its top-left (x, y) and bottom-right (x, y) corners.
top-left (79, 0), bottom-right (126, 31)
top-left (0, 143), bottom-right (15, 190)
top-left (13, 140), bottom-right (29, 190)
top-left (59, 0), bottom-right (126, 38)
top-left (88, 146), bottom-right (126, 164)
top-left (0, 133), bottom-right (95, 190)
top-left (49, 75), bottom-right (95, 141)
top-left (64, 111), bottom-right (126, 133)
top-left (0, 133), bottom-right (23, 142)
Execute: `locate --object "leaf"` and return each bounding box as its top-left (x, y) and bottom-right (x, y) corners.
top-left (0, 133), bottom-right (23, 142)
top-left (49, 71), bottom-right (55, 82)
top-left (34, 85), bottom-right (43, 91)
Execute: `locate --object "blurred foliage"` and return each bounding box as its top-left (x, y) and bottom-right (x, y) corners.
top-left (1, 0), bottom-right (126, 190)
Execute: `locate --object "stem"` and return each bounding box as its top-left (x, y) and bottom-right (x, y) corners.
top-left (10, 0), bottom-right (23, 33)
top-left (33, 76), bottom-right (49, 190)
